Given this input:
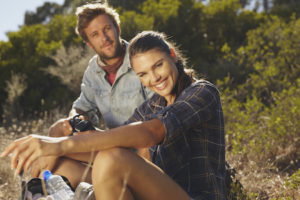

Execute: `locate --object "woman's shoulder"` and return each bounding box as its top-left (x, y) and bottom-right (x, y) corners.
top-left (183, 79), bottom-right (219, 95)
top-left (174, 79), bottom-right (221, 106)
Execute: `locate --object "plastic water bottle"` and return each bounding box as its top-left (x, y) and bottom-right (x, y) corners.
top-left (42, 170), bottom-right (74, 200)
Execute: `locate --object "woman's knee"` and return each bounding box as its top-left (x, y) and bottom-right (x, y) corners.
top-left (92, 148), bottom-right (135, 178)
top-left (94, 148), bottom-right (130, 168)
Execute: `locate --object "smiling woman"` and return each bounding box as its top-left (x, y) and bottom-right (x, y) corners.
top-left (0, 0), bottom-right (64, 41)
top-left (1, 31), bottom-right (226, 200)
top-left (129, 31), bottom-right (195, 105)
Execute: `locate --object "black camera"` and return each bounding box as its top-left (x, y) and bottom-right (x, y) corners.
top-left (69, 114), bottom-right (96, 134)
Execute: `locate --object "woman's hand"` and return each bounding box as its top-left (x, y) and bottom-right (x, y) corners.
top-left (0, 134), bottom-right (66, 175)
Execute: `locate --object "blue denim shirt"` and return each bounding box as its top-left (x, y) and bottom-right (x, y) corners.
top-left (73, 41), bottom-right (153, 128)
top-left (126, 80), bottom-right (225, 199)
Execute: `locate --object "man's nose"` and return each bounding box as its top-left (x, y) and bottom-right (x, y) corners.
top-left (101, 32), bottom-right (109, 42)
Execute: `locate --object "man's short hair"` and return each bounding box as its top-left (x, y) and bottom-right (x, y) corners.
top-left (75, 3), bottom-right (120, 41)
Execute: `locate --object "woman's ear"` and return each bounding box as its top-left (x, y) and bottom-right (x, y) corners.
top-left (170, 48), bottom-right (178, 63)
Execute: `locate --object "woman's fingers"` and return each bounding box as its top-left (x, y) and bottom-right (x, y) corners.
top-left (13, 136), bottom-right (38, 174)
top-left (24, 150), bottom-right (40, 173)
top-left (11, 138), bottom-right (32, 170)
top-left (30, 160), bottom-right (42, 178)
top-left (1, 135), bottom-right (43, 174)
top-left (1, 136), bottom-right (27, 158)
top-left (15, 147), bottom-right (34, 174)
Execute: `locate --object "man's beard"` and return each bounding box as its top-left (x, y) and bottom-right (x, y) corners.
top-left (97, 41), bottom-right (122, 62)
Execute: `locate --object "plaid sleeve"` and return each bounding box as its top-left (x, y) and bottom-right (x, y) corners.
top-left (152, 82), bottom-right (220, 144)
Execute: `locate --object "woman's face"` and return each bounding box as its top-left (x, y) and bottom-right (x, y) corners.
top-left (131, 49), bottom-right (179, 104)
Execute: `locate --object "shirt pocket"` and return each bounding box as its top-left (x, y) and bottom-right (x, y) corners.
top-left (92, 87), bottom-right (111, 115)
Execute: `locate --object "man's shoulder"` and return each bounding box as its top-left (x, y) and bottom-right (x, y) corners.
top-left (84, 55), bottom-right (103, 75)
top-left (86, 55), bottom-right (99, 71)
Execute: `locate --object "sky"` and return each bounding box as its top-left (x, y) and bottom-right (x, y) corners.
top-left (0, 0), bottom-right (65, 41)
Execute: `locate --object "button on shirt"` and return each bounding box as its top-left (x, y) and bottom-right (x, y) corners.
top-left (126, 80), bottom-right (226, 200)
top-left (73, 41), bottom-right (153, 128)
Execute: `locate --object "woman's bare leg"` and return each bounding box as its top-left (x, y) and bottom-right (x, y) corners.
top-left (53, 157), bottom-right (92, 189)
top-left (92, 148), bottom-right (190, 200)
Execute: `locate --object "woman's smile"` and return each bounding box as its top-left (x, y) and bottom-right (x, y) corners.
top-left (153, 78), bottom-right (169, 91)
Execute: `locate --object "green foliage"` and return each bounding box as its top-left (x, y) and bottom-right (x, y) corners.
top-left (0, 14), bottom-right (80, 118)
top-left (24, 2), bottom-right (62, 25)
top-left (228, 15), bottom-right (300, 105)
top-left (119, 11), bottom-right (154, 40)
top-left (109, 0), bottom-right (146, 11)
top-left (221, 77), bottom-right (300, 170)
top-left (141, 0), bottom-right (181, 26)
top-left (285, 169), bottom-right (300, 191)
top-left (270, 0), bottom-right (300, 20)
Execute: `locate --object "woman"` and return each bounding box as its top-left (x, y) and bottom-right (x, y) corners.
top-left (1, 31), bottom-right (225, 200)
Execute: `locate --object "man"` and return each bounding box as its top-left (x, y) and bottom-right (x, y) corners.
top-left (30, 2), bottom-right (152, 188)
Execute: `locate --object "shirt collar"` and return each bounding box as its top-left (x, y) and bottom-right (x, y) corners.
top-left (93, 40), bottom-right (131, 75)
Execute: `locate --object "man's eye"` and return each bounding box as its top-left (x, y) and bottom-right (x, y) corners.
top-left (104, 26), bottom-right (111, 32)
top-left (91, 32), bottom-right (98, 37)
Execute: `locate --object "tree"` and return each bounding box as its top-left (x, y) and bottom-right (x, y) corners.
top-left (222, 15), bottom-right (300, 104)
top-left (25, 2), bottom-right (63, 25)
top-left (270, 0), bottom-right (300, 19)
top-left (0, 14), bottom-right (81, 118)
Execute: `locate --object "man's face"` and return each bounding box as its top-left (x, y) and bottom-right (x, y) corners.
top-left (85, 14), bottom-right (121, 63)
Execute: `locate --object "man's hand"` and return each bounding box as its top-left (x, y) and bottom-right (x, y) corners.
top-left (49, 118), bottom-right (73, 137)
top-left (30, 155), bottom-right (59, 178)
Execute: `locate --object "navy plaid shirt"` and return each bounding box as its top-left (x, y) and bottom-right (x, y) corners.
top-left (126, 80), bottom-right (225, 200)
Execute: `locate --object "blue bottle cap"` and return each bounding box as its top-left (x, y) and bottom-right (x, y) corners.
top-left (42, 170), bottom-right (52, 182)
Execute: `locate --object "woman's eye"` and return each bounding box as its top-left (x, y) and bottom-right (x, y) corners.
top-left (156, 62), bottom-right (163, 67)
top-left (139, 73), bottom-right (145, 78)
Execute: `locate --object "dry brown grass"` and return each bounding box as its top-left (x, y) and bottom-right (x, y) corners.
top-left (227, 153), bottom-right (300, 199)
top-left (0, 133), bottom-right (23, 200)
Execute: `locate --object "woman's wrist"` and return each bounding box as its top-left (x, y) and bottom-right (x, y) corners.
top-left (59, 136), bottom-right (74, 155)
